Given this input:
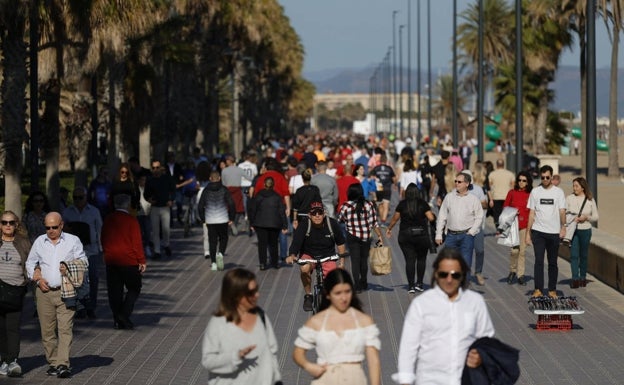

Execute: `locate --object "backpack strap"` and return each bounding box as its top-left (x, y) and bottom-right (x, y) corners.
top-left (255, 306), bottom-right (266, 327)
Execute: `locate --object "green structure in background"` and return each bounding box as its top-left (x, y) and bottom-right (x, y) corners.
top-left (571, 127), bottom-right (608, 151)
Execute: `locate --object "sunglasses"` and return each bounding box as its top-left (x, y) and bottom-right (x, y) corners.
top-left (246, 286), bottom-right (259, 296)
top-left (454, 180), bottom-right (465, 184)
top-left (1, 220), bottom-right (16, 226)
top-left (517, 179), bottom-right (528, 183)
top-left (541, 176), bottom-right (551, 180)
top-left (309, 209), bottom-right (324, 216)
top-left (120, 170), bottom-right (129, 174)
top-left (45, 225), bottom-right (60, 230)
top-left (437, 271), bottom-right (463, 280)
top-left (151, 165), bottom-right (161, 170)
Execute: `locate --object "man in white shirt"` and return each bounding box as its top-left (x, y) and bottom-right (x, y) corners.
top-left (526, 165), bottom-right (566, 298)
top-left (393, 248), bottom-right (495, 385)
top-left (435, 172), bottom-right (483, 280)
top-left (238, 151), bottom-right (258, 229)
top-left (26, 212), bottom-right (88, 378)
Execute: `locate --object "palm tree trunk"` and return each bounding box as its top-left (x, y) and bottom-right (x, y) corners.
top-left (535, 84), bottom-right (549, 154)
top-left (1, 16), bottom-right (28, 216)
top-left (41, 79), bottom-right (61, 211)
top-left (607, 24), bottom-right (620, 177)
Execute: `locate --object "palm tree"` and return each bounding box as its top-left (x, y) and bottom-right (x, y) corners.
top-left (603, 0), bottom-right (622, 177)
top-left (0, 0), bottom-right (29, 216)
top-left (433, 74), bottom-right (468, 130)
top-left (522, 0), bottom-right (573, 154)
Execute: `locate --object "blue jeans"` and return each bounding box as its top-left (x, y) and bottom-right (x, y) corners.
top-left (279, 231), bottom-right (288, 260)
top-left (444, 232), bottom-right (475, 274)
top-left (570, 228), bottom-right (592, 279)
top-left (531, 230), bottom-right (560, 292)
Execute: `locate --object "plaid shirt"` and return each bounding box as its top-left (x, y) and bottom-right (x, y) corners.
top-left (338, 200), bottom-right (379, 241)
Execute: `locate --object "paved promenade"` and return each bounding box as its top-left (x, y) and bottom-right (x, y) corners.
top-left (11, 216), bottom-right (624, 384)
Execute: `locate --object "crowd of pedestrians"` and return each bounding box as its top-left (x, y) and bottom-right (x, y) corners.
top-left (0, 132), bottom-right (600, 384)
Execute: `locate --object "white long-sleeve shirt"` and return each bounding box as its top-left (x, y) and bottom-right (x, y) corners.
top-left (392, 286), bottom-right (495, 385)
top-left (436, 190), bottom-right (483, 238)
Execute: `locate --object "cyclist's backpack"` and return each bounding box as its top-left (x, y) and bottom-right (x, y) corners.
top-left (305, 215), bottom-right (334, 241)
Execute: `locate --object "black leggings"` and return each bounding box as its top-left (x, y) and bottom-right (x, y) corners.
top-left (398, 231), bottom-right (430, 286)
top-left (346, 232), bottom-right (372, 290)
top-left (207, 223), bottom-right (229, 263)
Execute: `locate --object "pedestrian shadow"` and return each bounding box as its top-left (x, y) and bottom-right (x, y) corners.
top-left (368, 283), bottom-right (394, 292)
top-left (16, 354), bottom-right (114, 376)
top-left (70, 354), bottom-right (115, 375)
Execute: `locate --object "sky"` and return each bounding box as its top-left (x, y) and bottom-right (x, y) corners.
top-left (278, 0), bottom-right (619, 77)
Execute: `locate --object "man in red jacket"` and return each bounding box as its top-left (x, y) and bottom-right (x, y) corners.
top-left (101, 194), bottom-right (147, 330)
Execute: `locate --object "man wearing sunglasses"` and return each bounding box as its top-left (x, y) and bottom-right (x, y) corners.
top-left (393, 248), bottom-right (495, 385)
top-left (285, 201), bottom-right (347, 312)
top-left (435, 172), bottom-right (483, 282)
top-left (526, 165), bottom-right (567, 298)
top-left (25, 212), bottom-right (88, 378)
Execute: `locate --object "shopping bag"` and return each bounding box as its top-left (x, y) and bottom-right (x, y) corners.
top-left (370, 246), bottom-right (392, 275)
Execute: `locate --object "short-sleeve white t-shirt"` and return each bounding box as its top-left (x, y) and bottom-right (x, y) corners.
top-left (527, 185), bottom-right (566, 234)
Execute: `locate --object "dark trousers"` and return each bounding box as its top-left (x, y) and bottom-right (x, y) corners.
top-left (492, 200), bottom-right (505, 227)
top-left (531, 230), bottom-right (560, 292)
top-left (256, 227), bottom-right (280, 267)
top-left (207, 223), bottom-right (229, 263)
top-left (398, 232), bottom-right (430, 286)
top-left (87, 253), bottom-right (101, 311)
top-left (346, 233), bottom-right (372, 290)
top-left (106, 265), bottom-right (142, 322)
top-left (0, 310), bottom-right (21, 362)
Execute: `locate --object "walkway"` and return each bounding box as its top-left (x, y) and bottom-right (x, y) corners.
top-left (13, 221), bottom-right (624, 384)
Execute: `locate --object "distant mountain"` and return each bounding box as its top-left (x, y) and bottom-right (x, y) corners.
top-left (305, 65), bottom-right (624, 117)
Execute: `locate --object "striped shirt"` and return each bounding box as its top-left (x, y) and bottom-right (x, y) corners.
top-left (0, 242), bottom-right (24, 286)
top-left (337, 200), bottom-right (379, 241)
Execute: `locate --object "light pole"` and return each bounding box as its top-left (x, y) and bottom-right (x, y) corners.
top-left (427, 0), bottom-right (432, 141)
top-left (477, 0), bottom-right (484, 162)
top-left (452, 0), bottom-right (459, 146)
top-left (407, 0), bottom-right (412, 138)
top-left (393, 10), bottom-right (399, 137)
top-left (417, 0), bottom-right (422, 144)
top-left (399, 25), bottom-right (405, 137)
top-left (586, 0), bottom-right (597, 204)
top-left (515, 0), bottom-right (523, 174)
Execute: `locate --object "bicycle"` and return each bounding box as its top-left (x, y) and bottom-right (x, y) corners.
top-left (297, 254), bottom-right (340, 314)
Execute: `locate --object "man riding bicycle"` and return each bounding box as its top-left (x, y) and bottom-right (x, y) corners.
top-left (286, 201), bottom-right (347, 311)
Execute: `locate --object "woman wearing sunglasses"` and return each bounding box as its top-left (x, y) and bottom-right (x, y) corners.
top-left (393, 248), bottom-right (495, 385)
top-left (201, 268), bottom-right (281, 385)
top-left (0, 211), bottom-right (32, 377)
top-left (502, 171), bottom-right (533, 286)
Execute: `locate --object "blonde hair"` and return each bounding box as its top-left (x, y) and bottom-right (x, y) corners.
top-left (1, 210), bottom-right (28, 237)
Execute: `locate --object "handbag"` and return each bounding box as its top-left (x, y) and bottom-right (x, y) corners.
top-left (370, 245), bottom-right (392, 275)
top-left (563, 197), bottom-right (588, 245)
top-left (0, 279), bottom-right (27, 312)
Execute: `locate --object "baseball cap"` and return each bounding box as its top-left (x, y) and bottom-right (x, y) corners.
top-left (310, 201), bottom-right (324, 211)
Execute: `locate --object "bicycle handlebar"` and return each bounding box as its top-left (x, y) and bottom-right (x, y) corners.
top-left (296, 255), bottom-right (340, 265)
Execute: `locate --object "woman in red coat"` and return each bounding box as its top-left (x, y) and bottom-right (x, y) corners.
top-left (503, 171), bottom-right (533, 285)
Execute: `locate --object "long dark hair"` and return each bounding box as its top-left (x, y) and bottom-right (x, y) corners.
top-left (215, 268), bottom-right (256, 324)
top-left (404, 183), bottom-right (421, 218)
top-left (347, 183), bottom-right (366, 217)
top-left (573, 176), bottom-right (593, 200)
top-left (319, 269), bottom-right (363, 312)
top-left (431, 248), bottom-right (470, 289)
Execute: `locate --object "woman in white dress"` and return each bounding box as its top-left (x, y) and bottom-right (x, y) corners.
top-left (293, 269), bottom-right (381, 385)
top-left (201, 268), bottom-right (281, 385)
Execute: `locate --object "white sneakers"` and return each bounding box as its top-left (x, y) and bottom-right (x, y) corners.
top-left (211, 263), bottom-right (217, 271)
top-left (0, 360), bottom-right (21, 377)
top-left (216, 252), bottom-right (224, 271)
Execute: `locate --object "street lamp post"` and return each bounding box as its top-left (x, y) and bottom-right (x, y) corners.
top-left (399, 25), bottom-right (405, 137)
top-left (393, 10), bottom-right (399, 137)
top-left (417, 0), bottom-right (422, 144)
top-left (515, 0), bottom-right (523, 174)
top-left (477, 0), bottom-right (484, 162)
top-left (452, 0), bottom-right (459, 146)
top-left (407, 0), bottom-right (412, 138)
top-left (427, 0), bottom-right (432, 141)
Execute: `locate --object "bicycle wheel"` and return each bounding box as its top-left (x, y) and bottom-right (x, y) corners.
top-left (312, 285), bottom-right (323, 314)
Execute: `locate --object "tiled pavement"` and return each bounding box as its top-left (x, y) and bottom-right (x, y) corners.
top-left (11, 220), bottom-right (624, 384)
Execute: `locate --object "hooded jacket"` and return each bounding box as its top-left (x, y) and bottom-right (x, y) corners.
top-left (198, 181), bottom-right (235, 225)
